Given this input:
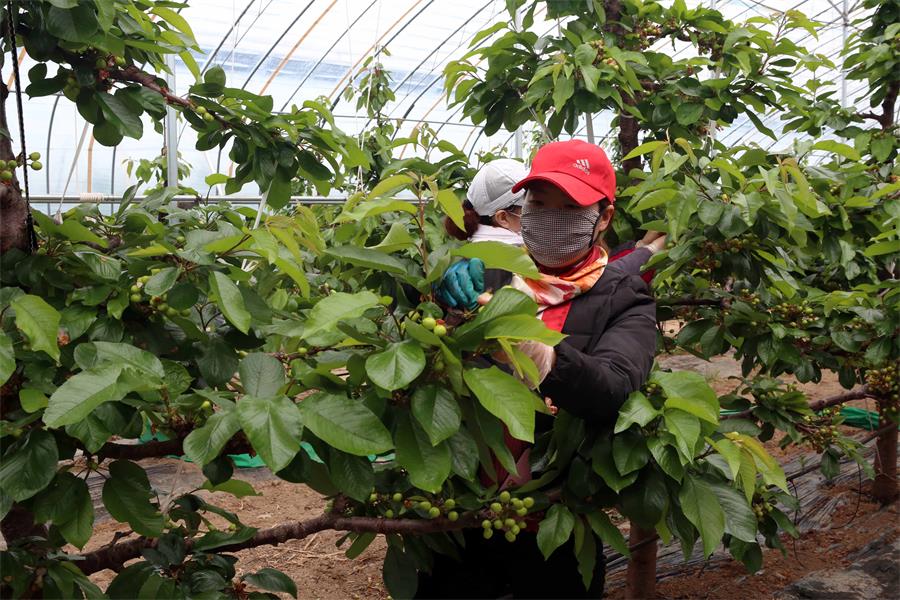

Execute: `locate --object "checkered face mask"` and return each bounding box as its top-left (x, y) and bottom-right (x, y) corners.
top-left (520, 204), bottom-right (601, 268)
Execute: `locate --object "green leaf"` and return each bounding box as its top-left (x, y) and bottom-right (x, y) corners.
top-left (675, 103), bottom-right (704, 126)
top-left (46, 4), bottom-right (99, 42)
top-left (446, 429), bottom-right (479, 480)
top-left (633, 188), bottom-right (678, 212)
top-left (0, 430), bottom-right (59, 501)
top-left (302, 291), bottom-right (380, 346)
top-left (590, 435), bottom-right (638, 492)
top-left (709, 482), bottom-right (757, 543)
top-left (143, 267), bottom-right (180, 297)
top-left (575, 520), bottom-right (597, 589)
top-left (239, 353), bottom-right (285, 397)
top-left (411, 384), bottom-right (461, 445)
top-left (183, 410), bottom-right (241, 466)
top-left (243, 569), bottom-right (298, 598)
top-left (365, 341), bottom-right (426, 391)
top-left (612, 429), bottom-right (651, 475)
top-left (209, 272), bottom-right (251, 334)
top-left (436, 189), bottom-right (466, 231)
top-left (614, 392), bottom-right (660, 433)
top-left (328, 451), bottom-right (375, 502)
top-left (871, 136), bottom-right (893, 162)
top-left (87, 341), bottom-right (166, 379)
top-left (657, 371), bottom-right (719, 424)
top-left (586, 511), bottom-right (629, 557)
top-left (383, 543), bottom-right (418, 600)
top-left (622, 140), bottom-right (668, 161)
top-left (200, 479), bottom-right (260, 498)
top-left (237, 396), bottom-right (303, 472)
top-left (453, 241), bottom-right (540, 278)
top-left (663, 408), bottom-right (701, 460)
top-left (151, 6), bottom-right (196, 39)
top-left (300, 392), bottom-right (393, 456)
top-left (464, 367), bottom-right (536, 442)
top-left (96, 91), bottom-right (143, 139)
top-left (484, 315), bottom-right (567, 345)
top-left (19, 388), bottom-right (48, 413)
top-left (102, 460), bottom-right (165, 537)
top-left (679, 474), bottom-right (725, 558)
top-left (44, 365), bottom-right (124, 428)
top-left (864, 240), bottom-right (900, 257)
top-left (327, 245), bottom-right (408, 274)
top-left (11, 295), bottom-right (60, 361)
top-left (394, 413), bottom-right (452, 493)
top-left (537, 504), bottom-right (575, 560)
top-left (0, 332), bottom-right (14, 385)
top-left (345, 532), bottom-right (376, 559)
top-left (812, 140), bottom-right (861, 161)
top-left (368, 174), bottom-right (414, 199)
top-left (33, 473), bottom-right (93, 548)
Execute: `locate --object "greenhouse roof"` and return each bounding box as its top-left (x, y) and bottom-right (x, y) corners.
top-left (10, 0), bottom-right (870, 206)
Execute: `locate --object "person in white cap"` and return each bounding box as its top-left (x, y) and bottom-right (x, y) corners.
top-left (444, 158), bottom-right (528, 246)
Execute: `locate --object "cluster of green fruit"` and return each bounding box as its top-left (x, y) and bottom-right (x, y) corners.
top-left (630, 20), bottom-right (664, 49)
top-left (737, 289), bottom-right (763, 308)
top-left (866, 364), bottom-right (898, 398)
top-left (367, 492), bottom-right (458, 521)
top-left (588, 38), bottom-right (620, 70)
top-left (404, 310), bottom-right (448, 337)
top-left (799, 409), bottom-right (841, 453)
top-left (751, 498), bottom-right (773, 521)
top-left (130, 273), bottom-right (192, 319)
top-left (0, 152), bottom-right (41, 184)
top-left (480, 491), bottom-right (533, 542)
top-left (771, 302), bottom-right (816, 328)
top-left (195, 105), bottom-right (215, 123)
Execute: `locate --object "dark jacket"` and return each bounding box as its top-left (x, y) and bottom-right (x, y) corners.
top-left (483, 245), bottom-right (657, 428)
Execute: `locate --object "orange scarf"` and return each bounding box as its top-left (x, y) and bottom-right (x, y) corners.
top-left (511, 246), bottom-right (608, 310)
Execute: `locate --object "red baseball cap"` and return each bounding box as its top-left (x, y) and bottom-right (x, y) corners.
top-left (511, 139), bottom-right (616, 205)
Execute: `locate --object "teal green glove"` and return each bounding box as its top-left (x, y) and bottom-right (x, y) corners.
top-left (435, 258), bottom-right (485, 309)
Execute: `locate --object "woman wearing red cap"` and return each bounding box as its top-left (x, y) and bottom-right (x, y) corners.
top-left (419, 140), bottom-right (659, 599)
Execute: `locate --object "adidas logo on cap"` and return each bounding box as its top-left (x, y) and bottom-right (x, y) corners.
top-left (573, 158), bottom-right (590, 175)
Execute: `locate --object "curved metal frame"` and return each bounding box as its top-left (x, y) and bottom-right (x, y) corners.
top-left (328, 0), bottom-right (434, 106)
top-left (241, 0), bottom-right (317, 88)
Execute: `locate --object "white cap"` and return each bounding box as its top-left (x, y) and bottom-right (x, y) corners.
top-left (467, 158), bottom-right (528, 217)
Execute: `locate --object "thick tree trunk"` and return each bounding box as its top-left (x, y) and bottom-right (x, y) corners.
top-left (0, 81), bottom-right (30, 254)
top-left (872, 401), bottom-right (898, 504)
top-left (626, 524), bottom-right (658, 599)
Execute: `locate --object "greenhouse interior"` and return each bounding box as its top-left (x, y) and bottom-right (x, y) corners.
top-left (0, 0), bottom-right (897, 599)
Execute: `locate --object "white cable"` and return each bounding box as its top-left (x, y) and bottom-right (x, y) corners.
top-left (55, 122), bottom-right (91, 218)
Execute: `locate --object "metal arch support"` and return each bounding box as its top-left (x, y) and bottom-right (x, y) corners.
top-left (45, 95), bottom-right (60, 194)
top-left (328, 0), bottom-right (435, 108)
top-left (258, 0), bottom-right (339, 97)
top-left (380, 0), bottom-right (498, 125)
top-left (200, 0), bottom-right (258, 76)
top-left (241, 0), bottom-right (317, 89)
top-left (278, 0), bottom-right (379, 112)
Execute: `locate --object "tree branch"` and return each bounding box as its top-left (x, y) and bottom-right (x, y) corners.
top-left (76, 512), bottom-right (478, 576)
top-left (722, 387), bottom-right (872, 421)
top-left (659, 297), bottom-right (727, 308)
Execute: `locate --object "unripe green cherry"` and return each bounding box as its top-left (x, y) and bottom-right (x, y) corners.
top-left (511, 498), bottom-right (523, 509)
top-left (0, 170), bottom-right (11, 181)
top-left (203, 113), bottom-right (214, 122)
top-left (448, 511), bottom-right (459, 522)
top-left (492, 519), bottom-right (503, 530)
top-left (516, 507), bottom-right (528, 516)
top-left (422, 317), bottom-right (437, 330)
top-left (419, 501), bottom-right (432, 511)
top-left (443, 498), bottom-right (455, 509)
top-left (130, 284), bottom-right (140, 293)
top-left (180, 309), bottom-right (192, 317)
top-left (482, 519), bottom-right (492, 529)
top-left (385, 509), bottom-right (394, 518)
top-left (297, 347), bottom-right (309, 356)
top-left (523, 497), bottom-right (535, 508)
top-left (504, 518), bottom-right (516, 528)
top-left (428, 506), bottom-right (441, 519)
top-left (483, 529), bottom-right (494, 540)
top-left (517, 520), bottom-right (527, 529)
top-left (505, 531), bottom-right (516, 543)
top-left (129, 293), bottom-right (141, 303)
top-left (499, 491), bottom-right (511, 503)
top-left (369, 493), bottom-right (378, 503)
top-left (433, 324), bottom-right (447, 337)
top-left (392, 492), bottom-right (403, 502)
top-left (379, 295), bottom-right (393, 306)
top-left (95, 58), bottom-right (107, 69)
top-left (115, 55), bottom-right (126, 67)
top-left (30, 161), bottom-right (42, 171)
top-left (490, 502), bottom-right (502, 513)
top-left (200, 400), bottom-right (212, 411)
top-left (510, 525), bottom-right (520, 535)
top-left (28, 152), bottom-right (40, 161)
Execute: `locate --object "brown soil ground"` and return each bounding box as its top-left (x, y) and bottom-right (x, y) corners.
top-left (81, 355), bottom-right (896, 599)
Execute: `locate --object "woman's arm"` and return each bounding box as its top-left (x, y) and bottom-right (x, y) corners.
top-left (539, 275), bottom-right (657, 426)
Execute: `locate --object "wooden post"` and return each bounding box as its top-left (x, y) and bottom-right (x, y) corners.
top-left (872, 401), bottom-right (898, 504)
top-left (626, 523), bottom-right (658, 599)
